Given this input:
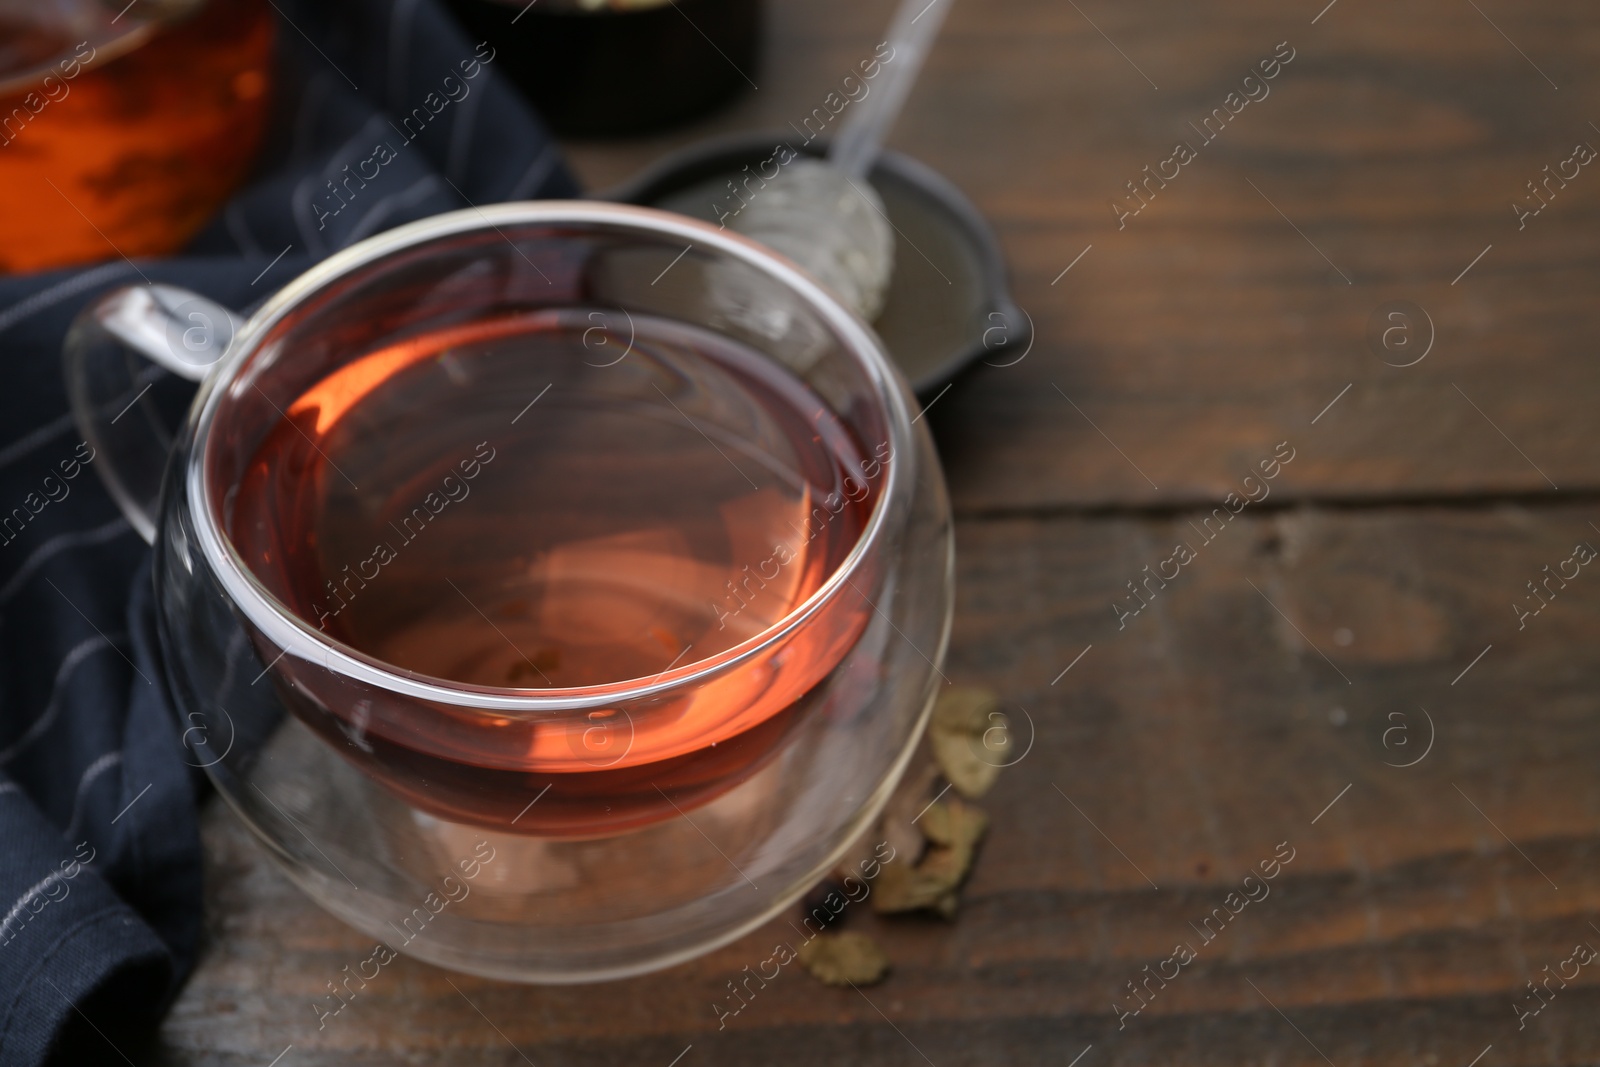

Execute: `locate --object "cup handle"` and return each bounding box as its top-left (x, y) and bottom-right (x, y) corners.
top-left (63, 284), bottom-right (242, 544)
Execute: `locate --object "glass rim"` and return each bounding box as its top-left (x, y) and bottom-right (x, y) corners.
top-left (184, 200), bottom-right (915, 712)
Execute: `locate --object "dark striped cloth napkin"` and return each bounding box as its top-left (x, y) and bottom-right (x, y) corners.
top-left (0, 2), bottom-right (576, 1062)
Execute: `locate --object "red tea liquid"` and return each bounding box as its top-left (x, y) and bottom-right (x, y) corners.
top-left (228, 310), bottom-right (882, 833)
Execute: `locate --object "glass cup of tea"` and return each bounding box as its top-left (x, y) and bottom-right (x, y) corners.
top-left (63, 202), bottom-right (954, 981)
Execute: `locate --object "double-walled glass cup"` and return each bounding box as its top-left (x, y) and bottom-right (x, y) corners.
top-left (64, 203), bottom-right (953, 981)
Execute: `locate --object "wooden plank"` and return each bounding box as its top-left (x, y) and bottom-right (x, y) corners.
top-left (157, 501), bottom-right (1600, 1064)
top-left (563, 0), bottom-right (1600, 510)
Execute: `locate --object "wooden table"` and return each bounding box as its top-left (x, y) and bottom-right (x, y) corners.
top-left (156, 0), bottom-right (1600, 1062)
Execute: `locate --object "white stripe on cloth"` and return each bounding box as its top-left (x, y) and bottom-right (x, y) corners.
top-left (0, 516), bottom-right (132, 606)
top-left (343, 175), bottom-right (444, 246)
top-left (224, 201), bottom-right (264, 258)
top-left (0, 413), bottom-right (73, 476)
top-left (507, 145), bottom-right (558, 202)
top-left (446, 80), bottom-right (485, 186)
top-left (62, 750), bottom-right (121, 840)
top-left (0, 633), bottom-right (126, 766)
top-left (0, 871), bottom-right (68, 944)
top-left (0, 261), bottom-right (136, 338)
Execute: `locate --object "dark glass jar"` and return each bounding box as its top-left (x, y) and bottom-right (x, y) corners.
top-left (443, 0), bottom-right (760, 138)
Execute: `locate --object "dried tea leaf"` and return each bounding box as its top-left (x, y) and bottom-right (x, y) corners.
top-left (882, 761), bottom-right (939, 865)
top-left (919, 801), bottom-right (956, 847)
top-left (798, 931), bottom-right (890, 986)
top-left (919, 796), bottom-right (987, 850)
top-left (833, 762), bottom-right (936, 882)
top-left (872, 798), bottom-right (989, 917)
top-left (930, 687), bottom-right (1010, 798)
top-left (933, 686), bottom-right (999, 735)
top-left (838, 764), bottom-right (934, 883)
top-left (931, 731), bottom-right (1002, 799)
top-left (870, 855), bottom-right (950, 913)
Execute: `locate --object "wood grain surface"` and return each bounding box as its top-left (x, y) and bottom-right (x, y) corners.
top-left (155, 0), bottom-right (1600, 1063)
top-left (566, 0), bottom-right (1600, 512)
